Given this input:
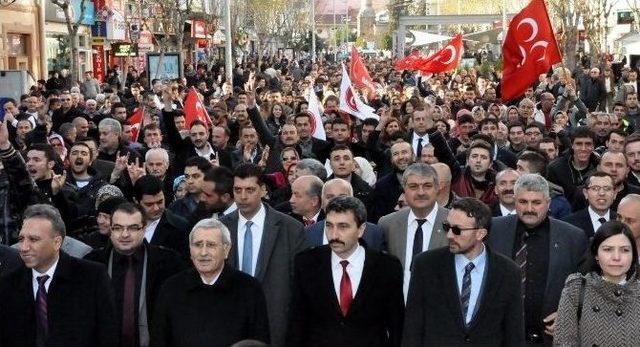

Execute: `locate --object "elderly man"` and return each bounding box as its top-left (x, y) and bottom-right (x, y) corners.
top-left (289, 175), bottom-right (324, 226)
top-left (145, 148), bottom-right (176, 203)
top-left (305, 178), bottom-right (385, 251)
top-left (97, 118), bottom-right (141, 165)
top-left (598, 151), bottom-right (640, 210)
top-left (492, 169), bottom-right (520, 217)
top-left (489, 174), bottom-right (587, 345)
top-left (617, 194), bottom-right (640, 252)
top-left (0, 204), bottom-right (117, 347)
top-left (150, 218), bottom-right (270, 346)
top-left (85, 202), bottom-right (185, 347)
top-left (431, 163), bottom-right (456, 209)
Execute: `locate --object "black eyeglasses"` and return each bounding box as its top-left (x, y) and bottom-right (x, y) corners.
top-left (442, 222), bottom-right (479, 235)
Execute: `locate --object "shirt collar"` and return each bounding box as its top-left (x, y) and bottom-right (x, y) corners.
top-left (238, 203), bottom-right (266, 230)
top-left (454, 243), bottom-right (487, 271)
top-left (588, 206), bottom-right (609, 220)
top-left (32, 257), bottom-right (59, 281)
top-left (408, 202), bottom-right (439, 226)
top-left (331, 244), bottom-right (365, 268)
top-left (194, 142), bottom-right (214, 158)
top-left (500, 204), bottom-right (515, 216)
top-left (223, 202), bottom-right (237, 216)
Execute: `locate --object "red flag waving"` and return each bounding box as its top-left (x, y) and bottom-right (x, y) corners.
top-left (501, 0), bottom-right (562, 101)
top-left (127, 107), bottom-right (144, 143)
top-left (350, 47), bottom-right (377, 93)
top-left (184, 87), bottom-right (212, 128)
top-left (394, 50), bottom-right (420, 71)
top-left (416, 34), bottom-right (464, 74)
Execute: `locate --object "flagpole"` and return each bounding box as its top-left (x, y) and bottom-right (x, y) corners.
top-left (311, 0), bottom-right (316, 63)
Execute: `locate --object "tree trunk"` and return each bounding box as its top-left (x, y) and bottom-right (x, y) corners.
top-left (69, 32), bottom-right (80, 84)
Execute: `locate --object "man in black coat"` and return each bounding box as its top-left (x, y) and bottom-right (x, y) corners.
top-left (0, 204), bottom-right (117, 347)
top-left (151, 218), bottom-right (270, 347)
top-left (327, 144), bottom-right (372, 208)
top-left (403, 198), bottom-right (524, 347)
top-left (287, 197), bottom-right (404, 347)
top-left (562, 172), bottom-right (617, 239)
top-left (84, 202), bottom-right (186, 347)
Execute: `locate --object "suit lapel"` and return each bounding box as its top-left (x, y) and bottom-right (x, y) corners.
top-left (255, 205), bottom-right (279, 281)
top-left (428, 207), bottom-right (448, 249)
top-left (348, 250), bottom-right (376, 316)
top-left (466, 247), bottom-right (501, 330)
top-left (319, 248), bottom-right (343, 317)
top-left (392, 209), bottom-right (410, 269)
top-left (440, 252), bottom-right (466, 330)
top-left (313, 222), bottom-right (325, 245)
top-left (544, 220), bottom-right (562, 302)
top-left (227, 212), bottom-right (240, 269)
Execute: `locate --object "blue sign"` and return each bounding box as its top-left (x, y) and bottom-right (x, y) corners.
top-left (92, 20), bottom-right (107, 37)
top-left (73, 0), bottom-right (95, 25)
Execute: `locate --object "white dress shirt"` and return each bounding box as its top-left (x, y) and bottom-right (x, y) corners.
top-left (32, 258), bottom-right (59, 299)
top-left (200, 269), bottom-right (222, 285)
top-left (403, 204), bottom-right (439, 298)
top-left (194, 142), bottom-right (216, 159)
top-left (331, 245), bottom-right (365, 303)
top-left (499, 204), bottom-right (516, 216)
top-left (144, 218), bottom-right (161, 242)
top-left (237, 204), bottom-right (267, 276)
top-left (588, 206), bottom-right (610, 234)
top-left (412, 132), bottom-right (430, 157)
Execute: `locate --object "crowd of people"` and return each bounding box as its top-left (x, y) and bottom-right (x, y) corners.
top-left (1, 52), bottom-right (640, 347)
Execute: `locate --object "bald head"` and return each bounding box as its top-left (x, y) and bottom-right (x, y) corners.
top-left (321, 178), bottom-right (353, 210)
top-left (290, 175), bottom-right (324, 217)
top-left (618, 194), bottom-right (640, 240)
top-left (431, 163), bottom-right (452, 185)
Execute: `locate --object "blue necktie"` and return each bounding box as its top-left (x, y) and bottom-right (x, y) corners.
top-left (460, 262), bottom-right (475, 324)
top-left (242, 221), bottom-right (254, 275)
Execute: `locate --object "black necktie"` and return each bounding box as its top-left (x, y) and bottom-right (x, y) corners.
top-left (416, 138), bottom-right (424, 158)
top-left (122, 256), bottom-right (136, 347)
top-left (36, 275), bottom-right (49, 341)
top-left (598, 217), bottom-right (607, 226)
top-left (412, 219), bottom-right (427, 261)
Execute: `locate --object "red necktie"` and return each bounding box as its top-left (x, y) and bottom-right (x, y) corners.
top-left (339, 260), bottom-right (352, 316)
top-left (303, 217), bottom-right (314, 226)
top-left (122, 256), bottom-right (136, 347)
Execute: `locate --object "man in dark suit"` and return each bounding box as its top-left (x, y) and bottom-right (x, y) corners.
top-left (368, 140), bottom-right (413, 222)
top-left (230, 126), bottom-right (264, 169)
top-left (562, 172), bottom-right (617, 238)
top-left (294, 112), bottom-right (331, 163)
top-left (327, 144), bottom-right (372, 207)
top-left (378, 163), bottom-right (449, 298)
top-left (219, 163), bottom-right (307, 347)
top-left (488, 174), bottom-right (587, 345)
top-left (492, 169), bottom-right (520, 217)
top-left (0, 244), bottom-right (21, 275)
top-left (403, 197), bottom-right (524, 346)
top-left (287, 196), bottom-right (404, 346)
top-left (134, 175), bottom-right (190, 257)
top-left (150, 218), bottom-right (270, 346)
top-left (0, 204), bottom-right (117, 347)
top-left (305, 178), bottom-right (385, 251)
top-left (84, 202), bottom-right (186, 347)
top-left (288, 175), bottom-right (325, 225)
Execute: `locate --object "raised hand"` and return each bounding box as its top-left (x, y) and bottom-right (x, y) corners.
top-left (110, 151), bottom-right (129, 183)
top-left (258, 145), bottom-right (270, 168)
top-left (126, 157), bottom-right (145, 185)
top-left (0, 119), bottom-right (11, 150)
top-left (244, 73), bottom-right (257, 109)
top-left (243, 144), bottom-right (255, 162)
top-left (51, 171), bottom-right (67, 195)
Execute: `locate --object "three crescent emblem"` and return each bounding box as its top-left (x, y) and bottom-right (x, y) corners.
top-left (515, 17), bottom-right (549, 67)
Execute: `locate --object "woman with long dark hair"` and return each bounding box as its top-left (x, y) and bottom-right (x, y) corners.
top-left (554, 221), bottom-right (640, 346)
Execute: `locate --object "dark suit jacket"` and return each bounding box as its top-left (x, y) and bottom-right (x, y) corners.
top-left (219, 203), bottom-right (307, 347)
top-left (83, 243), bottom-right (187, 331)
top-left (305, 220), bottom-right (386, 252)
top-left (150, 210), bottom-right (190, 257)
top-left (0, 244), bottom-right (21, 275)
top-left (488, 215), bottom-right (588, 319)
top-left (402, 246), bottom-right (525, 347)
top-left (287, 246), bottom-right (404, 347)
top-left (368, 171), bottom-right (403, 223)
top-left (562, 208), bottom-right (616, 239)
top-left (150, 266), bottom-right (270, 347)
top-left (0, 252), bottom-right (118, 347)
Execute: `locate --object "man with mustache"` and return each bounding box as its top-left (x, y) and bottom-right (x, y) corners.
top-left (492, 169), bottom-right (520, 217)
top-left (624, 132), bottom-right (640, 187)
top-left (403, 197), bottom-right (524, 346)
top-left (187, 166), bottom-right (237, 229)
top-left (598, 151), bottom-right (640, 210)
top-left (488, 174), bottom-right (587, 345)
top-left (287, 197), bottom-right (404, 346)
top-left (378, 163), bottom-right (449, 298)
top-left (562, 172), bottom-right (616, 239)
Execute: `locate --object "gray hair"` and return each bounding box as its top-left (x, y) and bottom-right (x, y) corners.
top-left (322, 178), bottom-right (353, 199)
top-left (496, 169), bottom-right (520, 183)
top-left (619, 194), bottom-right (640, 208)
top-left (297, 175), bottom-right (324, 200)
top-left (402, 162), bottom-right (439, 187)
top-left (23, 204), bottom-right (66, 238)
top-left (145, 147), bottom-right (170, 163)
top-left (296, 158), bottom-right (327, 181)
top-left (189, 218), bottom-right (231, 245)
top-left (514, 173), bottom-right (550, 199)
top-left (98, 118), bottom-right (122, 135)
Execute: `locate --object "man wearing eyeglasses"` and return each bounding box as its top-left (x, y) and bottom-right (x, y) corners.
top-left (488, 174), bottom-right (587, 345)
top-left (52, 92), bottom-right (83, 132)
top-left (85, 202), bottom-right (186, 347)
top-left (562, 172), bottom-right (616, 239)
top-left (378, 163), bottom-right (449, 299)
top-left (403, 197), bottom-right (524, 346)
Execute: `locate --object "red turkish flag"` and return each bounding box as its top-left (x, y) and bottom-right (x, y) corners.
top-left (127, 107), bottom-right (144, 143)
top-left (183, 87), bottom-right (212, 128)
top-left (394, 50), bottom-right (420, 71)
top-left (415, 34), bottom-right (464, 74)
top-left (350, 47), bottom-right (377, 94)
top-left (501, 0), bottom-right (562, 101)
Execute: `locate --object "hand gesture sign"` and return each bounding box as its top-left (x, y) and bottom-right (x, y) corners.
top-left (258, 145), bottom-right (270, 168)
top-left (0, 119), bottom-right (11, 151)
top-left (126, 157), bottom-right (145, 185)
top-left (51, 171), bottom-right (67, 196)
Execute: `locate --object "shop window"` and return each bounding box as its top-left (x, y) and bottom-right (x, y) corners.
top-left (7, 34), bottom-right (27, 56)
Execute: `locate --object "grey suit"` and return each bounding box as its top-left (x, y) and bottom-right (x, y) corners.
top-left (378, 206), bottom-right (449, 270)
top-left (219, 203), bottom-right (306, 347)
top-left (488, 215), bottom-right (587, 341)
